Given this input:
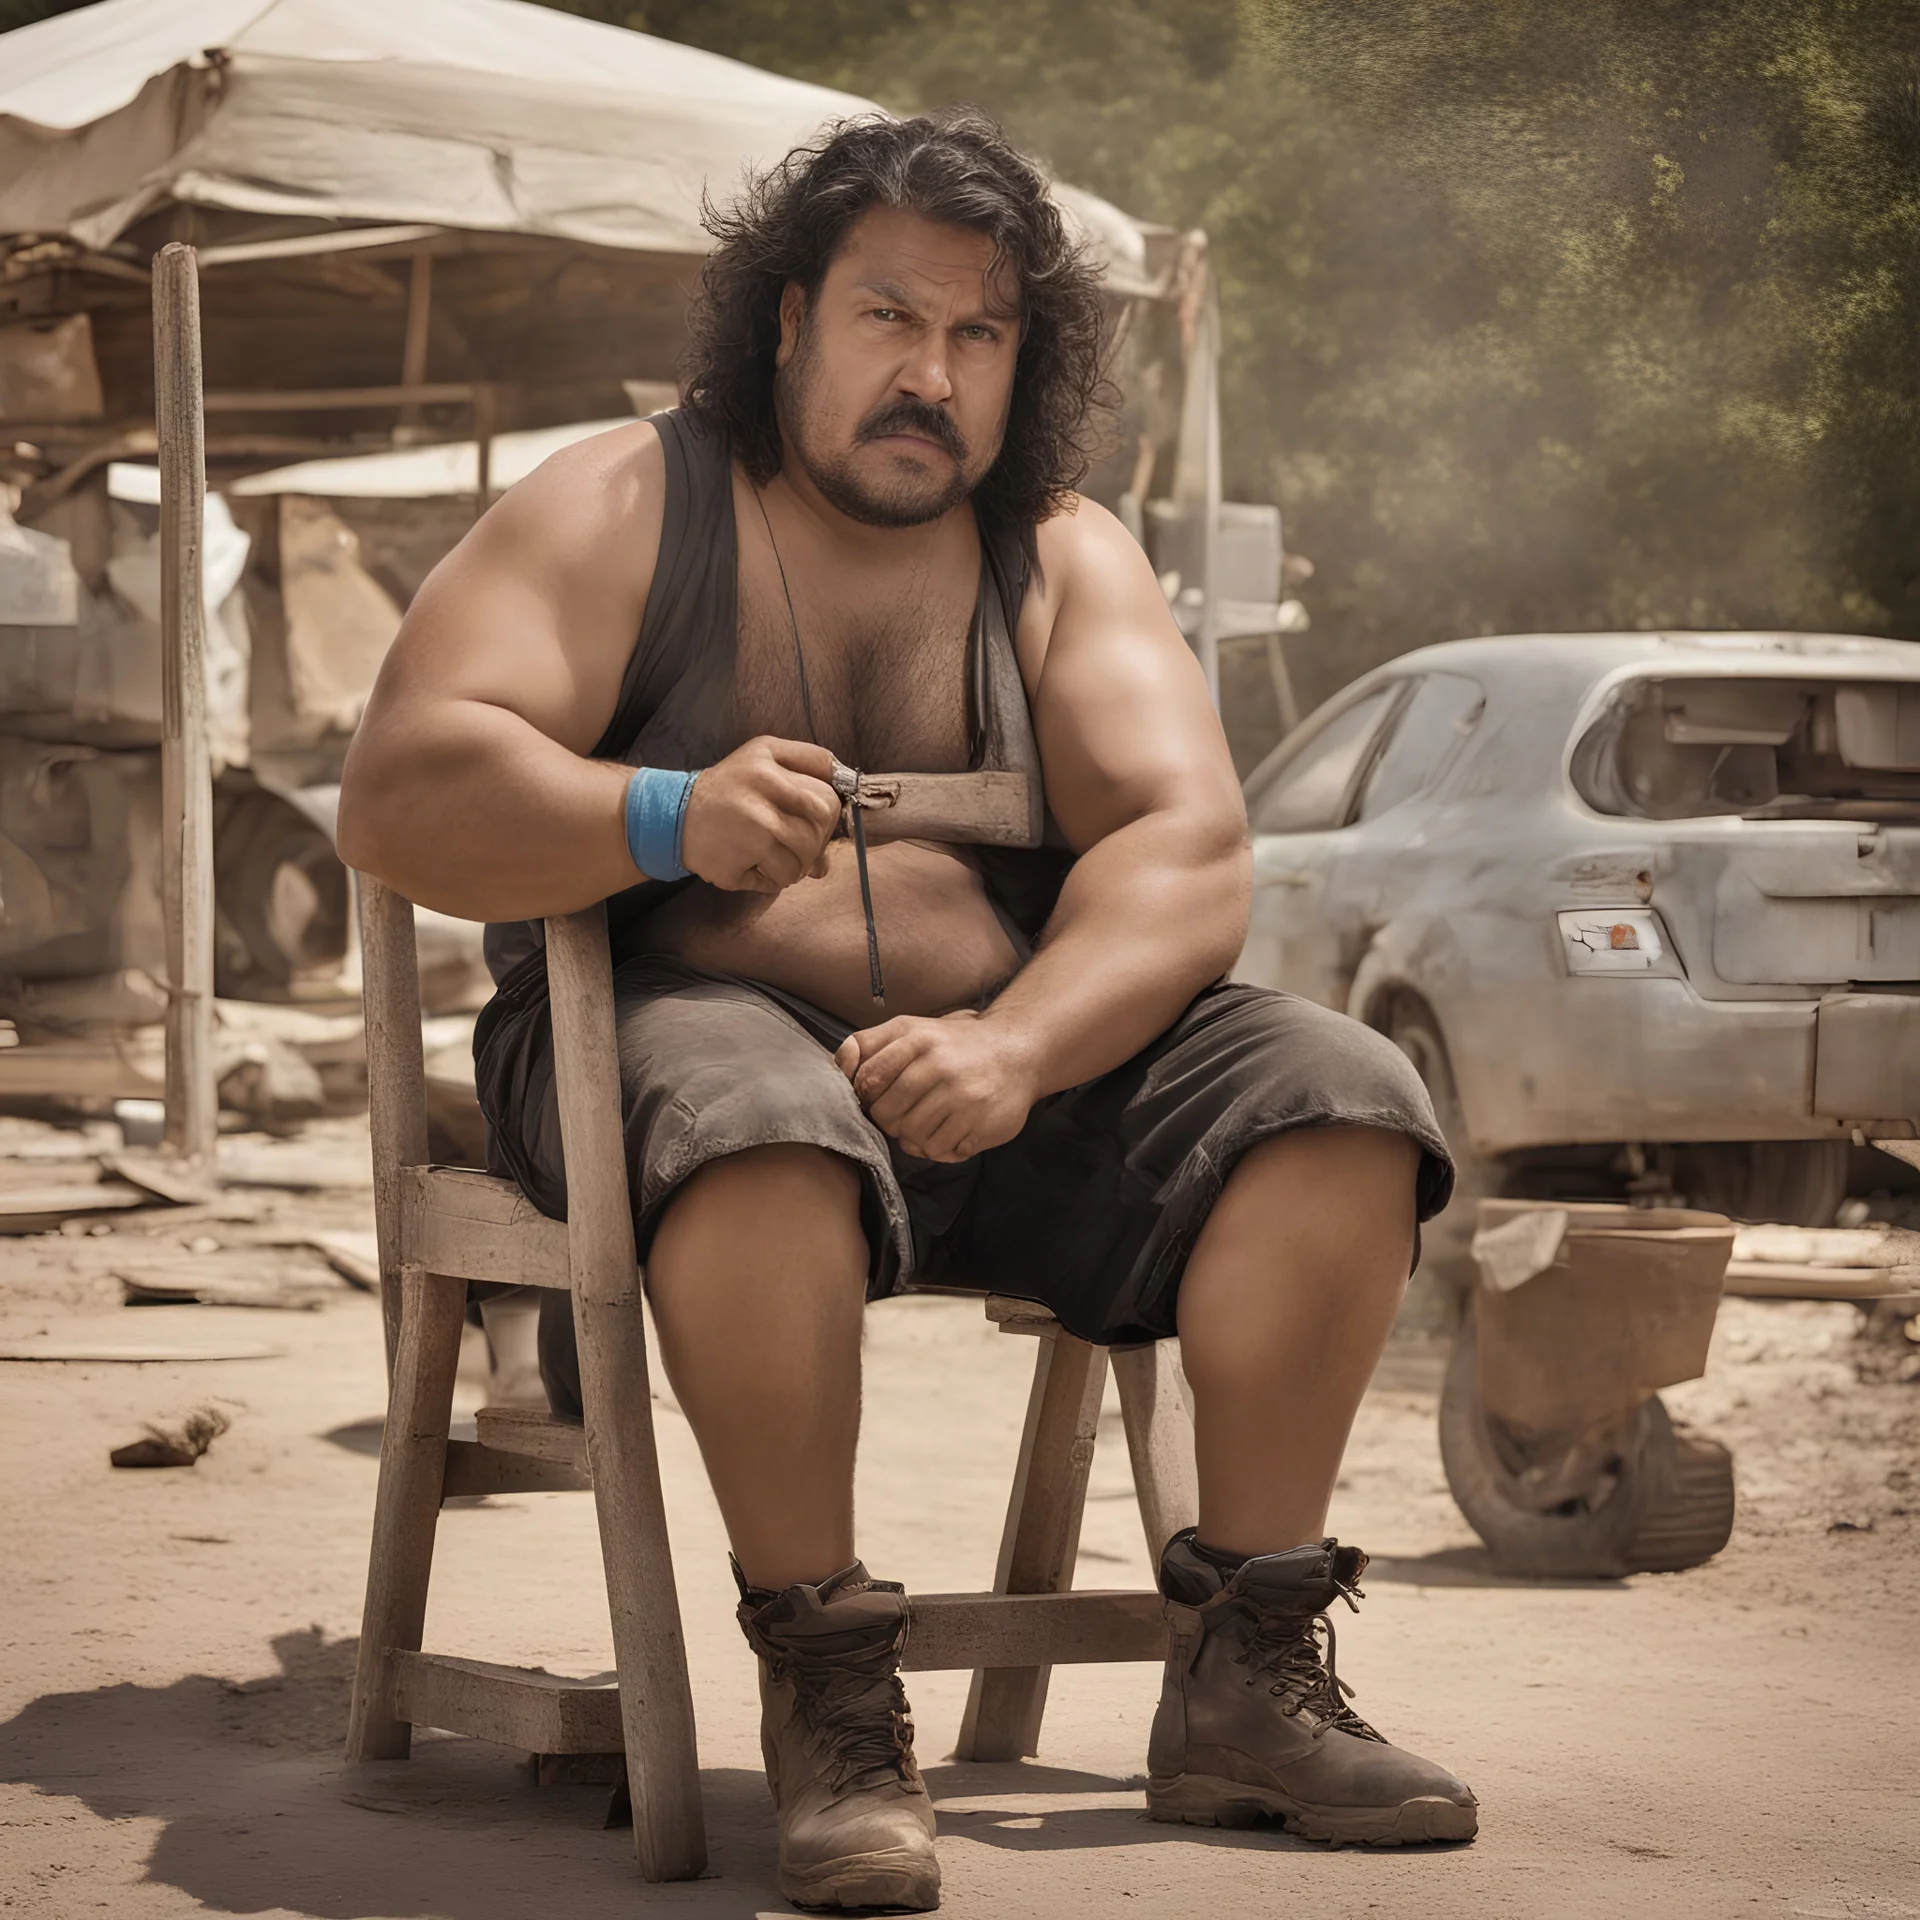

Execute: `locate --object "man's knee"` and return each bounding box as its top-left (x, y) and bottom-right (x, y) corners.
top-left (668, 1142), bottom-right (863, 1219)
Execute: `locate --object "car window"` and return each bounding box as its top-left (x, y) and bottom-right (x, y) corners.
top-left (1358, 672), bottom-right (1486, 820)
top-left (1250, 687), bottom-right (1398, 834)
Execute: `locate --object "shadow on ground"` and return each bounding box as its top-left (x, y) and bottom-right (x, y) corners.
top-left (0, 1631), bottom-right (1356, 1917)
top-left (1366, 1547), bottom-right (1628, 1592)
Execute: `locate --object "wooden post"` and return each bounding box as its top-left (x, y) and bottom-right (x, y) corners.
top-left (546, 906), bottom-right (707, 1882)
top-left (357, 876), bottom-right (430, 1383)
top-left (344, 1266), bottom-right (467, 1762)
top-left (956, 1327), bottom-right (1109, 1762)
top-left (152, 243), bottom-right (218, 1167)
top-left (1111, 1340), bottom-right (1200, 1563)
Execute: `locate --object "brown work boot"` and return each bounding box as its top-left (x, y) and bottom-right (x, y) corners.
top-left (736, 1561), bottom-right (939, 1912)
top-left (1147, 1529), bottom-right (1478, 1846)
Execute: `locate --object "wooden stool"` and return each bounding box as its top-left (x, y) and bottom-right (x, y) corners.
top-left (343, 883), bottom-right (1199, 1882)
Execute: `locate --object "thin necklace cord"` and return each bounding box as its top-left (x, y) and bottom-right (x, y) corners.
top-left (752, 485), bottom-right (885, 1008)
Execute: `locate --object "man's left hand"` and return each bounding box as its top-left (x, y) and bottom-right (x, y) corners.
top-left (834, 1012), bottom-right (1039, 1163)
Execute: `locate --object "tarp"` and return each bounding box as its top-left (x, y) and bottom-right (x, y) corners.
top-left (0, 0), bottom-right (1156, 292)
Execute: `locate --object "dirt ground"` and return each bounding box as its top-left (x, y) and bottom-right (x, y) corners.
top-left (2, 1112), bottom-right (1917, 1920)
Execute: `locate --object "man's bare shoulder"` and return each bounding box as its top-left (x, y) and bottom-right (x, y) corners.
top-left (474, 417), bottom-right (666, 581)
top-left (1014, 494), bottom-right (1182, 686)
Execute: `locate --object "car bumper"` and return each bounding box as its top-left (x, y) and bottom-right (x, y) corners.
top-left (1446, 979), bottom-right (1920, 1153)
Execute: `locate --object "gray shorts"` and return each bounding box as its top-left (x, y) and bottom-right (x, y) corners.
top-left (475, 953), bottom-right (1452, 1403)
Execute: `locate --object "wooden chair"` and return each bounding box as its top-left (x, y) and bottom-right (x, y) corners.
top-left (343, 880), bottom-right (1201, 1882)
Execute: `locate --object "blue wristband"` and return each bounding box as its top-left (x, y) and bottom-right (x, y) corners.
top-left (624, 766), bottom-right (698, 881)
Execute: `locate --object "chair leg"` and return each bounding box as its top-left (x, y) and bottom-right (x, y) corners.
top-left (345, 1265), bottom-right (466, 1762)
top-left (956, 1328), bottom-right (1109, 1763)
top-left (545, 905), bottom-right (706, 1882)
top-left (576, 1290), bottom-right (707, 1881)
top-left (1111, 1340), bottom-right (1199, 1565)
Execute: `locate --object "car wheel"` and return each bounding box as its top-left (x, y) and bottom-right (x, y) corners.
top-left (1383, 997), bottom-right (1496, 1313)
top-left (1439, 1314), bottom-right (1735, 1578)
top-left (1667, 1140), bottom-right (1849, 1227)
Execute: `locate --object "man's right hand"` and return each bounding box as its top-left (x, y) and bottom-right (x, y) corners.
top-left (678, 736), bottom-right (842, 893)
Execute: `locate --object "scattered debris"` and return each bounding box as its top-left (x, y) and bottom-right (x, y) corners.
top-left (0, 1338), bottom-right (281, 1362)
top-left (303, 1229), bottom-right (379, 1291)
top-left (110, 1405), bottom-right (230, 1468)
top-left (0, 1180), bottom-right (153, 1235)
top-left (99, 1152), bottom-right (216, 1206)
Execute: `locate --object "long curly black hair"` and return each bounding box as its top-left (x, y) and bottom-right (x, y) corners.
top-left (681, 108), bottom-right (1113, 529)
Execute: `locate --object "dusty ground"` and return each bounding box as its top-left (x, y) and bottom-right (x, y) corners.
top-left (2, 1113), bottom-right (1917, 1920)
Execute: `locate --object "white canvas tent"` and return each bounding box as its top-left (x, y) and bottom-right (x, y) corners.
top-left (0, 0), bottom-right (1156, 290)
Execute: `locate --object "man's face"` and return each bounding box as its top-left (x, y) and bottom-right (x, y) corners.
top-left (774, 205), bottom-right (1021, 528)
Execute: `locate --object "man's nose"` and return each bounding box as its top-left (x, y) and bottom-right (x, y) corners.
top-left (896, 331), bottom-right (953, 405)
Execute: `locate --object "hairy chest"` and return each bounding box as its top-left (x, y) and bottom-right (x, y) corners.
top-left (728, 561), bottom-right (976, 773)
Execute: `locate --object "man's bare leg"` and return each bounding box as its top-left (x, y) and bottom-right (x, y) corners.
top-left (1177, 1125), bottom-right (1419, 1553)
top-left (645, 1143), bottom-right (867, 1591)
top-left (1151, 1123), bottom-right (1476, 1842)
top-left (646, 1141), bottom-right (939, 1907)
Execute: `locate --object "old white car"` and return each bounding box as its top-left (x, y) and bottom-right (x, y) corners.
top-left (1236, 631), bottom-right (1920, 1287)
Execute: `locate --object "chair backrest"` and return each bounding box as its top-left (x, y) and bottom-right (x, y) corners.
top-left (356, 878), bottom-right (633, 1381)
top-left (357, 875), bottom-right (430, 1379)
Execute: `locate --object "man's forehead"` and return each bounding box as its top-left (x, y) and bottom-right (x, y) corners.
top-left (828, 207), bottom-right (1021, 316)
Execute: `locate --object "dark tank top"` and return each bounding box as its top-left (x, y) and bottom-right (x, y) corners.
top-left (482, 408), bottom-right (1073, 984)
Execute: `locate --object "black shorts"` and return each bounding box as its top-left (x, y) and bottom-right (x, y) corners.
top-left (475, 954), bottom-right (1452, 1412)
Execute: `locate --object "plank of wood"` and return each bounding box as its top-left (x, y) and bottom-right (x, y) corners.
top-left (906, 1590), bottom-right (1166, 1670)
top-left (440, 1438), bottom-right (591, 1499)
top-left (474, 1404), bottom-right (590, 1473)
top-left (390, 1651), bottom-right (623, 1753)
top-left (345, 1269), bottom-right (467, 1763)
top-left (1730, 1224), bottom-right (1920, 1269)
top-left (356, 878), bottom-right (430, 1379)
top-left (203, 382), bottom-right (476, 411)
top-left (545, 906), bottom-right (706, 1881)
top-left (0, 1043), bottom-right (163, 1100)
top-left (401, 1165), bottom-right (570, 1290)
top-left (1723, 1260), bottom-right (1920, 1302)
top-left (1112, 1340), bottom-right (1199, 1563)
top-left (98, 1153), bottom-right (214, 1206)
top-left (957, 1327), bottom-right (1109, 1763)
top-left (152, 243), bottom-right (218, 1168)
top-left (857, 770), bottom-right (1039, 848)
top-left (0, 1339), bottom-right (281, 1362)
top-left (0, 1182), bottom-right (150, 1234)
top-left (983, 1293), bottom-right (1058, 1332)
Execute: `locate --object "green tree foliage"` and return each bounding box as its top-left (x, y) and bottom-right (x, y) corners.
top-left (541, 0), bottom-right (1920, 684)
top-left (11, 0), bottom-right (1916, 680)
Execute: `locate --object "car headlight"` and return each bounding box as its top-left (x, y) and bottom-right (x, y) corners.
top-left (1557, 908), bottom-right (1680, 976)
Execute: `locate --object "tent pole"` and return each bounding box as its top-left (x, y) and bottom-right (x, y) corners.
top-left (152, 243), bottom-right (218, 1168)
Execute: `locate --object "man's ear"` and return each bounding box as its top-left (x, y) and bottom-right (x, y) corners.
top-left (776, 282), bottom-right (807, 370)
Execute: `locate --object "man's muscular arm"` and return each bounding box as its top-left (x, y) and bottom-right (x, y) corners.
top-left (338, 423), bottom-right (837, 921)
top-left (838, 502), bottom-right (1249, 1161)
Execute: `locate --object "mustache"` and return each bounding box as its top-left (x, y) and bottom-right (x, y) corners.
top-left (855, 398), bottom-right (968, 461)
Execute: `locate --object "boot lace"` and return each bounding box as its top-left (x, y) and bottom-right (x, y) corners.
top-left (773, 1636), bottom-right (916, 1793)
top-left (1233, 1576), bottom-right (1384, 1743)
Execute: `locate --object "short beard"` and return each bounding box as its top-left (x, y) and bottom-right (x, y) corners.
top-left (774, 325), bottom-right (987, 529)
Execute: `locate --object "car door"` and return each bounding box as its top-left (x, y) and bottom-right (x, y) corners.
top-left (1237, 680), bottom-right (1408, 1007)
top-left (1239, 671), bottom-right (1489, 1010)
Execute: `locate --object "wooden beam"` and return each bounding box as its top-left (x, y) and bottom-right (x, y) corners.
top-left (202, 383), bottom-right (475, 412)
top-left (151, 243), bottom-right (217, 1168)
top-left (906, 1590), bottom-right (1165, 1671)
top-left (474, 1404), bottom-right (590, 1474)
top-left (957, 1328), bottom-right (1109, 1762)
top-left (1111, 1341), bottom-right (1199, 1563)
top-left (386, 1590), bottom-right (1167, 1757)
top-left (358, 879), bottom-right (430, 1380)
top-left (440, 1438), bottom-right (591, 1500)
top-left (546, 906), bottom-right (706, 1882)
top-left (391, 1651), bottom-right (624, 1754)
top-left (401, 1165), bottom-right (572, 1291)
